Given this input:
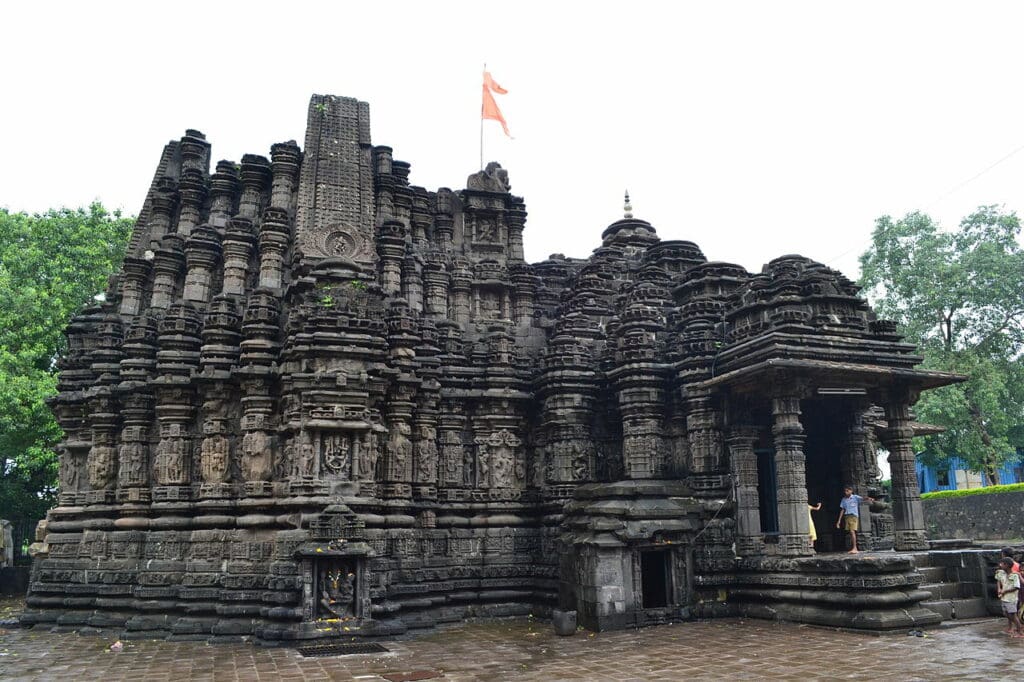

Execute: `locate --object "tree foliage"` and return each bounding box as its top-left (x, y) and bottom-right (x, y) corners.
top-left (859, 206), bottom-right (1024, 483)
top-left (0, 204), bottom-right (133, 520)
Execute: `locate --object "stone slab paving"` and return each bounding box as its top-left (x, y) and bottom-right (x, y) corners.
top-left (1, 614), bottom-right (1021, 681)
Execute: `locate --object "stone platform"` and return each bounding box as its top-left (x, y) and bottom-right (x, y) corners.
top-left (713, 551), bottom-right (942, 630)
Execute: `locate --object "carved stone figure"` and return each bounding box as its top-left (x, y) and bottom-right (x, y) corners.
top-left (241, 430), bottom-right (274, 482)
top-left (154, 437), bottom-right (190, 485)
top-left (87, 445), bottom-right (116, 490)
top-left (322, 433), bottom-right (351, 476)
top-left (200, 434), bottom-right (230, 483)
top-left (292, 431), bottom-right (316, 478)
top-left (414, 424), bottom-right (438, 483)
top-left (58, 447), bottom-right (80, 492)
top-left (318, 561), bottom-right (356, 619)
top-left (118, 442), bottom-right (148, 487)
top-left (466, 161), bottom-right (510, 193)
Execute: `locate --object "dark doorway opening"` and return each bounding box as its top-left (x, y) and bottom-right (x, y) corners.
top-left (755, 448), bottom-right (779, 534)
top-left (640, 549), bottom-right (672, 609)
top-left (802, 399), bottom-right (850, 552)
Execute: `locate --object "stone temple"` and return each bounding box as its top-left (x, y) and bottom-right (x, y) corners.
top-left (25, 95), bottom-right (964, 640)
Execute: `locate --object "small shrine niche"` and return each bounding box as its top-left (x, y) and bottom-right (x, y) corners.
top-left (317, 559), bottom-right (357, 619)
top-left (296, 510), bottom-right (374, 627)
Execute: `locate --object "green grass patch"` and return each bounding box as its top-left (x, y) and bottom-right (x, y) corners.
top-left (921, 482), bottom-right (1024, 500)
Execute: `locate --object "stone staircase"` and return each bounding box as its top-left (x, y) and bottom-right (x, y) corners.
top-left (908, 549), bottom-right (996, 622)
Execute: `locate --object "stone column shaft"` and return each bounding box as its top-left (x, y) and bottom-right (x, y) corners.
top-left (881, 399), bottom-right (928, 550)
top-left (728, 426), bottom-right (762, 555)
top-left (771, 393), bottom-right (812, 556)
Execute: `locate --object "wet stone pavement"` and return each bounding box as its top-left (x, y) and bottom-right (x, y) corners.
top-left (1, 607), bottom-right (1021, 681)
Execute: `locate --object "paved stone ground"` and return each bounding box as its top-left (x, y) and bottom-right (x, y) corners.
top-left (1, 599), bottom-right (1021, 681)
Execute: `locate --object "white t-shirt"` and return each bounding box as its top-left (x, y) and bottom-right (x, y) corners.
top-left (997, 569), bottom-right (1020, 604)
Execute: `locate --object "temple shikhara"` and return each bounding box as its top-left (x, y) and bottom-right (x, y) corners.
top-left (24, 95), bottom-right (964, 640)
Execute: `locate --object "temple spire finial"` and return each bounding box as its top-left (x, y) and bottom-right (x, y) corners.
top-left (623, 190), bottom-right (633, 219)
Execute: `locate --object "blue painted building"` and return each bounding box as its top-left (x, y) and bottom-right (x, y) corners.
top-left (916, 452), bottom-right (1024, 493)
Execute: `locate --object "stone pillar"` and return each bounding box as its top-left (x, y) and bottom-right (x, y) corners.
top-left (151, 304), bottom-right (203, 501)
top-left (373, 146), bottom-right (396, 221)
top-left (119, 257), bottom-right (153, 317)
top-left (611, 305), bottom-right (668, 479)
top-left (85, 390), bottom-right (119, 504)
top-left (771, 391), bottom-right (812, 556)
top-left (381, 303), bottom-right (419, 499)
top-left (685, 388), bottom-right (725, 495)
top-left (840, 409), bottom-right (874, 549)
top-left (423, 256), bottom-right (449, 317)
top-left (197, 386), bottom-right (233, 499)
top-left (378, 221), bottom-right (405, 296)
top-left (411, 204), bottom-right (431, 249)
top-left (116, 391), bottom-right (153, 503)
top-left (381, 389), bottom-right (415, 499)
top-left (449, 261), bottom-right (472, 324)
top-left (402, 253), bottom-right (424, 313)
top-left (222, 218), bottom-right (256, 296)
top-left (175, 168), bottom-right (207, 237)
top-left (412, 323), bottom-right (441, 501)
top-left (147, 176), bottom-right (178, 250)
top-left (507, 202), bottom-right (527, 262)
top-left (179, 129), bottom-right (209, 172)
top-left (150, 234), bottom-right (186, 310)
top-left (257, 207), bottom-right (290, 290)
top-left (116, 312), bottom-right (159, 504)
top-left (437, 402), bottom-right (466, 501)
top-left (208, 160), bottom-right (240, 224)
top-left (238, 155), bottom-right (270, 220)
top-left (238, 291), bottom-right (281, 497)
top-left (727, 425), bottom-right (763, 556)
top-left (511, 265), bottom-right (538, 326)
top-left (270, 141), bottom-right (301, 212)
top-left (433, 212), bottom-right (454, 254)
top-left (537, 334), bottom-right (597, 491)
top-left (183, 225), bottom-right (223, 303)
top-left (880, 397), bottom-right (928, 550)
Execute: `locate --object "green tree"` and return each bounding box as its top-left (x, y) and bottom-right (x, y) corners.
top-left (0, 203), bottom-right (133, 520)
top-left (859, 206), bottom-right (1024, 484)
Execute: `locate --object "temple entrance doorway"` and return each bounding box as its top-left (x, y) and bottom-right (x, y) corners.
top-left (802, 399), bottom-right (849, 553)
top-left (640, 549), bottom-right (672, 609)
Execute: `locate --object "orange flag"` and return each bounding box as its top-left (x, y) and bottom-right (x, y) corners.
top-left (482, 70), bottom-right (511, 137)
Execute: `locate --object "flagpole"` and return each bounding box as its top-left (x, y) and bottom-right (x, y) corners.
top-left (480, 62), bottom-right (485, 170)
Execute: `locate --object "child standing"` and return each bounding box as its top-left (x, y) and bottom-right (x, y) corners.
top-left (1000, 547), bottom-right (1021, 614)
top-left (996, 557), bottom-right (1023, 637)
top-left (808, 502), bottom-right (822, 547)
top-left (835, 486), bottom-right (874, 554)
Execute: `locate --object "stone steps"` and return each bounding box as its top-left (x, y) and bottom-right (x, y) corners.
top-left (919, 582), bottom-right (961, 600)
top-left (920, 597), bottom-right (990, 621)
top-left (916, 566), bottom-right (946, 583)
top-left (911, 548), bottom-right (1001, 622)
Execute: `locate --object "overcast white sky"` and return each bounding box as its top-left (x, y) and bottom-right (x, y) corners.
top-left (3, 1), bottom-right (1024, 281)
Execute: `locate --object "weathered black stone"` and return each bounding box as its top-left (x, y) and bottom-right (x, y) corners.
top-left (26, 93), bottom-right (967, 640)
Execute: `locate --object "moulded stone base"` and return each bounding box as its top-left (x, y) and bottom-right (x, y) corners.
top-left (717, 553), bottom-right (945, 631)
top-left (117, 487), bottom-right (151, 503)
top-left (243, 481), bottom-right (273, 497)
top-left (84, 490), bottom-right (117, 505)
